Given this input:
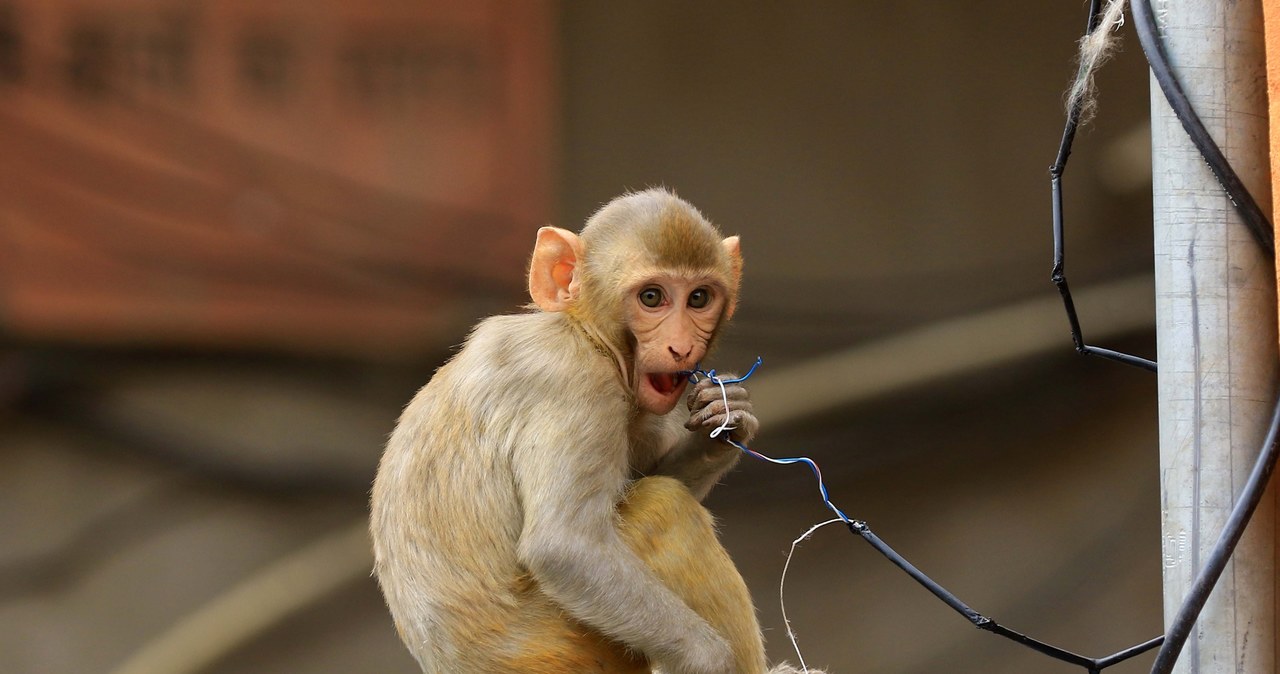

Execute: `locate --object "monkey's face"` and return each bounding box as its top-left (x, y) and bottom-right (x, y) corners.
top-left (627, 274), bottom-right (728, 415)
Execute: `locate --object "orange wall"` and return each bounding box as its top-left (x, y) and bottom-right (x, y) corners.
top-left (0, 1), bottom-right (554, 358)
top-left (1268, 0), bottom-right (1280, 333)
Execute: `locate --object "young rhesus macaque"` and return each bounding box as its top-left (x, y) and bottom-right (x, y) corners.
top-left (371, 189), bottom-right (820, 674)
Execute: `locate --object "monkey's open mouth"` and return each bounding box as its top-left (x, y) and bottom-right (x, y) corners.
top-left (646, 372), bottom-right (683, 395)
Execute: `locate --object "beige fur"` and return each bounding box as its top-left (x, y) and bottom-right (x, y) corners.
top-left (1065, 0), bottom-right (1128, 124)
top-left (371, 189), bottom-right (818, 673)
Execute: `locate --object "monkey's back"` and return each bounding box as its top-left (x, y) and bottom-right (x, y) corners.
top-left (370, 311), bottom-right (634, 672)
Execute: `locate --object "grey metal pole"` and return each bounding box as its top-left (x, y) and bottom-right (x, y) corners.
top-left (1151, 1), bottom-right (1277, 672)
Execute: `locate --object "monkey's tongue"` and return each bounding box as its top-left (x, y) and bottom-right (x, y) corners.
top-left (647, 373), bottom-right (681, 395)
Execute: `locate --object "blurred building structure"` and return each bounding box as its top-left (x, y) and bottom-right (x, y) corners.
top-left (0, 0), bottom-right (552, 356)
top-left (1, 3), bottom-right (1166, 674)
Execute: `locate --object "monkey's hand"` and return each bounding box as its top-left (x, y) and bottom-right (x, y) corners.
top-left (684, 373), bottom-right (759, 447)
top-left (656, 625), bottom-right (736, 674)
top-left (655, 374), bottom-right (758, 500)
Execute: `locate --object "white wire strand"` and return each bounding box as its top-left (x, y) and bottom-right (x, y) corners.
top-left (780, 518), bottom-right (845, 672)
top-left (692, 359), bottom-right (846, 671)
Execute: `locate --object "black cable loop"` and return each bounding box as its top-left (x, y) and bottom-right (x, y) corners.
top-left (830, 2), bottom-right (1280, 671)
top-left (1050, 0), bottom-right (1157, 372)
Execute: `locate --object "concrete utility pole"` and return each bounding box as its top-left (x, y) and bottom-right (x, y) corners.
top-left (1151, 1), bottom-right (1277, 672)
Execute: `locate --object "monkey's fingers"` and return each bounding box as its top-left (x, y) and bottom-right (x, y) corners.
top-left (686, 411), bottom-right (759, 446)
top-left (691, 373), bottom-right (746, 392)
top-left (686, 399), bottom-right (754, 428)
top-left (700, 410), bottom-right (757, 445)
top-left (687, 380), bottom-right (751, 410)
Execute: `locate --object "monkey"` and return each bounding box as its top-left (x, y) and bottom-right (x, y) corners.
top-left (370, 189), bottom-right (819, 674)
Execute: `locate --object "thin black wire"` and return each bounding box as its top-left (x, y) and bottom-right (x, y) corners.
top-left (1050, 0), bottom-right (1157, 372)
top-left (1126, 1), bottom-right (1280, 671)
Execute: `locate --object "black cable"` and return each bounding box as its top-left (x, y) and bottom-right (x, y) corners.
top-left (589, 3), bottom-right (1275, 671)
top-left (1050, 0), bottom-right (1157, 372)
top-left (800, 2), bottom-right (1242, 669)
top-left (847, 520), bottom-right (1133, 671)
top-left (841, 515), bottom-right (1167, 672)
top-left (1097, 637), bottom-right (1167, 670)
top-left (934, 0), bottom-right (1280, 668)
top-left (1129, 0), bottom-right (1275, 256)
top-left (1107, 1), bottom-right (1280, 672)
top-left (1147, 398), bottom-right (1280, 673)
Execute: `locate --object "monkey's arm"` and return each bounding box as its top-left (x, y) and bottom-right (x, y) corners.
top-left (653, 375), bottom-right (758, 501)
top-left (514, 410), bottom-right (734, 674)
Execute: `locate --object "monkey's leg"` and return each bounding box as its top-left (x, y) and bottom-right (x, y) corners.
top-left (503, 476), bottom-right (766, 674)
top-left (500, 598), bottom-right (651, 674)
top-left (617, 475), bottom-right (769, 674)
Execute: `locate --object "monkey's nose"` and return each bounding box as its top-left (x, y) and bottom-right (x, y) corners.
top-left (669, 345), bottom-right (693, 362)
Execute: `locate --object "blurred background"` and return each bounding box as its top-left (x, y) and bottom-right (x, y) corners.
top-left (0, 2), bottom-right (1163, 673)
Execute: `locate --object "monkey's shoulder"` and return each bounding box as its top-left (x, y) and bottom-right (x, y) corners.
top-left (463, 311), bottom-right (588, 361)
top-left (438, 311), bottom-right (619, 399)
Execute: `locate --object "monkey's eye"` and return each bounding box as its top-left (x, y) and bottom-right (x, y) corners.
top-left (688, 287), bottom-right (711, 309)
top-left (638, 286), bottom-right (664, 308)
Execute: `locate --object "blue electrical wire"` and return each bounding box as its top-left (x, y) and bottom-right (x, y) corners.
top-left (685, 357), bottom-right (851, 523)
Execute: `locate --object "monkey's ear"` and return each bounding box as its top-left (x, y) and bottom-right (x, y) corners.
top-left (722, 236), bottom-right (743, 320)
top-left (529, 227), bottom-right (583, 312)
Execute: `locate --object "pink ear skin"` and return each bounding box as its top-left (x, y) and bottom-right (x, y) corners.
top-left (721, 236), bottom-right (742, 320)
top-left (529, 227), bottom-right (584, 312)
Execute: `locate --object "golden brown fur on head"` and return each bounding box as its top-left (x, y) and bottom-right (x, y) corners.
top-left (569, 188), bottom-right (742, 374)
